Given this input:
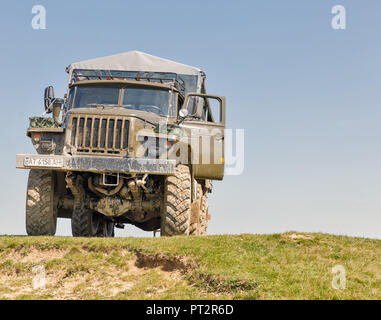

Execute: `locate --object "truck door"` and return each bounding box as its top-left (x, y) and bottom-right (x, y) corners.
top-left (181, 94), bottom-right (226, 180)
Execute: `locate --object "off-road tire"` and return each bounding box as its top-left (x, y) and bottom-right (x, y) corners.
top-left (26, 170), bottom-right (57, 236)
top-left (71, 205), bottom-right (101, 237)
top-left (105, 221), bottom-right (115, 237)
top-left (96, 219), bottom-right (115, 238)
top-left (161, 164), bottom-right (191, 236)
top-left (189, 182), bottom-right (202, 235)
top-left (199, 190), bottom-right (209, 236)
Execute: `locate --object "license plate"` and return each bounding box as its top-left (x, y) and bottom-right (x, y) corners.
top-left (24, 156), bottom-right (63, 168)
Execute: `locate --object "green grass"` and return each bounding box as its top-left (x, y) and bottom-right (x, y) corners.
top-left (0, 232), bottom-right (380, 300)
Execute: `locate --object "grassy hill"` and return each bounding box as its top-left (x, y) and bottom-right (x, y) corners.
top-left (0, 232), bottom-right (380, 300)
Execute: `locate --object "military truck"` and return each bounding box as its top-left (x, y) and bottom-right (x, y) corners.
top-left (16, 51), bottom-right (225, 237)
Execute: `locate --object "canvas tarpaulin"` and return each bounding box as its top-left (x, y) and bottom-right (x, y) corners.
top-left (66, 51), bottom-right (204, 93)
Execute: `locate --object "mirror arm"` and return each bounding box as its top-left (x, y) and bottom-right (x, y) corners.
top-left (52, 98), bottom-right (64, 126)
top-left (176, 117), bottom-right (185, 125)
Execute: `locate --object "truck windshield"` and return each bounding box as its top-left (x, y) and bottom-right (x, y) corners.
top-left (122, 88), bottom-right (172, 116)
top-left (73, 86), bottom-right (119, 108)
top-left (71, 86), bottom-right (173, 117)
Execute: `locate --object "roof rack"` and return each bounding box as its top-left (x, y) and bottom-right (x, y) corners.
top-left (71, 69), bottom-right (186, 96)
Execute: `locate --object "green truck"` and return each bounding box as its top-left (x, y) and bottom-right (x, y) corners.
top-left (16, 51), bottom-right (226, 237)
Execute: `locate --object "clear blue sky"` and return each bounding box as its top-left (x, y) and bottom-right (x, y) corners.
top-left (0, 0), bottom-right (380, 238)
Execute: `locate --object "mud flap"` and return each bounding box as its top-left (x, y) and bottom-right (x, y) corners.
top-left (190, 199), bottom-right (201, 225)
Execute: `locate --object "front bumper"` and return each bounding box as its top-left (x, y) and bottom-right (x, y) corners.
top-left (16, 154), bottom-right (176, 175)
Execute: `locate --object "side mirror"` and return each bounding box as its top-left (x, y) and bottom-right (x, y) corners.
top-left (179, 109), bottom-right (189, 119)
top-left (44, 86), bottom-right (55, 113)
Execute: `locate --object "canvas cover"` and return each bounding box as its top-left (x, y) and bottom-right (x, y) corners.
top-left (66, 51), bottom-right (203, 92)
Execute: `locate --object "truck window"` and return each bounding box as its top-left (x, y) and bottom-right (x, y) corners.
top-left (67, 87), bottom-right (76, 109)
top-left (73, 86), bottom-right (119, 108)
top-left (205, 97), bottom-right (221, 123)
top-left (122, 88), bottom-right (171, 116)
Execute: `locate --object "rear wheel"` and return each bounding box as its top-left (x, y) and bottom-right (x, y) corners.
top-left (71, 206), bottom-right (102, 237)
top-left (105, 221), bottom-right (115, 237)
top-left (97, 219), bottom-right (115, 238)
top-left (189, 182), bottom-right (202, 235)
top-left (26, 170), bottom-right (57, 236)
top-left (161, 165), bottom-right (191, 236)
top-left (189, 181), bottom-right (209, 236)
top-left (199, 189), bottom-right (209, 236)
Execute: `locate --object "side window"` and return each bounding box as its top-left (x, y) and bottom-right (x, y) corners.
top-left (67, 87), bottom-right (76, 109)
top-left (199, 96), bottom-right (222, 123)
top-left (205, 97), bottom-right (222, 123)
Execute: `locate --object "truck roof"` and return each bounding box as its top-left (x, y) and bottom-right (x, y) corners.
top-left (67, 50), bottom-right (202, 76)
top-left (66, 51), bottom-right (205, 94)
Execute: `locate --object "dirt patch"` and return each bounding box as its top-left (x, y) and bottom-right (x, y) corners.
top-left (285, 233), bottom-right (314, 240)
top-left (192, 272), bottom-right (258, 293)
top-left (0, 247), bottom-right (194, 300)
top-left (11, 248), bottom-right (69, 263)
top-left (134, 251), bottom-right (195, 272)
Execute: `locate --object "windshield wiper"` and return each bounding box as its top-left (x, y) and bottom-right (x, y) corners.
top-left (87, 103), bottom-right (132, 108)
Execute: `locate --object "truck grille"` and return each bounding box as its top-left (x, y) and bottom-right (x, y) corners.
top-left (69, 116), bottom-right (129, 155)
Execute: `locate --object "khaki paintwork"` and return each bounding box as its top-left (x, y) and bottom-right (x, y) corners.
top-left (180, 93), bottom-right (226, 180)
top-left (22, 79), bottom-right (226, 180)
top-left (62, 80), bottom-right (226, 180)
top-left (17, 75), bottom-right (225, 231)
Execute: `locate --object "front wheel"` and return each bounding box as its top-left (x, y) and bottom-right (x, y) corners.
top-left (26, 170), bottom-right (57, 236)
top-left (161, 165), bottom-right (191, 236)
